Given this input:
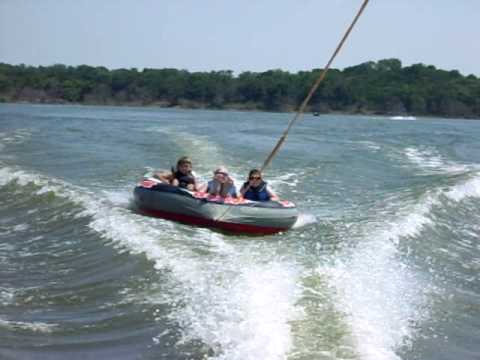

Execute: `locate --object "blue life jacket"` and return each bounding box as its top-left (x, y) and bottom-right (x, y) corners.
top-left (174, 170), bottom-right (195, 189)
top-left (242, 181), bottom-right (270, 201)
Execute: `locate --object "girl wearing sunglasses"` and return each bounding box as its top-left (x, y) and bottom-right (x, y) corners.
top-left (240, 169), bottom-right (278, 202)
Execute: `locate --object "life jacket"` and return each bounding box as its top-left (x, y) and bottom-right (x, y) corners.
top-left (207, 180), bottom-right (237, 197)
top-left (174, 170), bottom-right (195, 189)
top-left (242, 181), bottom-right (270, 201)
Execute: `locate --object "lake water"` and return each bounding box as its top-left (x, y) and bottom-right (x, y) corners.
top-left (1, 103), bottom-right (479, 360)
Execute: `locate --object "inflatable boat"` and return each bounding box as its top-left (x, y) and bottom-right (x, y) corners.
top-left (133, 178), bottom-right (298, 234)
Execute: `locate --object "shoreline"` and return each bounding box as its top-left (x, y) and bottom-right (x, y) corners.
top-left (2, 99), bottom-right (478, 121)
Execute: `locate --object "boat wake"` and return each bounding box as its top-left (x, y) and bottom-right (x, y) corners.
top-left (403, 146), bottom-right (474, 175)
top-left (320, 166), bottom-right (480, 360)
top-left (0, 164), bottom-right (303, 360)
top-left (2, 149), bottom-right (479, 360)
top-left (292, 213), bottom-right (318, 229)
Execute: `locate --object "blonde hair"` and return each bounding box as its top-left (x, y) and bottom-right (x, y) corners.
top-left (214, 166), bottom-right (228, 175)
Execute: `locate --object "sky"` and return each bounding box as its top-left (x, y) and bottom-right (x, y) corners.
top-left (1, 0), bottom-right (479, 76)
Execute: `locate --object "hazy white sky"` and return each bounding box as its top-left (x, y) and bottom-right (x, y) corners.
top-left (1, 0), bottom-right (479, 76)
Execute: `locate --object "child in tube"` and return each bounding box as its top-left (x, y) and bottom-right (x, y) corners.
top-left (204, 166), bottom-right (238, 198)
top-left (153, 156), bottom-right (199, 191)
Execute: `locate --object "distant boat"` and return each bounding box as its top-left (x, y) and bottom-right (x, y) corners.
top-left (313, 112), bottom-right (320, 116)
top-left (390, 115), bottom-right (417, 120)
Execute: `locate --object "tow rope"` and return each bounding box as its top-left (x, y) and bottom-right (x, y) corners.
top-left (261, 0), bottom-right (370, 172)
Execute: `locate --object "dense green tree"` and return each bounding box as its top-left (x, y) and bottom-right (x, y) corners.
top-left (0, 60), bottom-right (478, 118)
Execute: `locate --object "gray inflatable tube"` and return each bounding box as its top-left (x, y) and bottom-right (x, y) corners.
top-left (133, 178), bottom-right (298, 234)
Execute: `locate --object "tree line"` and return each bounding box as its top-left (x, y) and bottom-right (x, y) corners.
top-left (0, 59), bottom-right (479, 118)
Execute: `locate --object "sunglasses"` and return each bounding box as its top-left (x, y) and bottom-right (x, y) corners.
top-left (249, 176), bottom-right (261, 180)
top-left (215, 171), bottom-right (228, 176)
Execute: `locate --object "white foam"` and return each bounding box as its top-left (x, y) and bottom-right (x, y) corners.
top-left (174, 258), bottom-right (302, 360)
top-left (0, 128), bottom-right (33, 146)
top-left (390, 116), bottom-right (416, 120)
top-left (269, 172), bottom-right (299, 190)
top-left (0, 287), bottom-right (15, 306)
top-left (292, 213), bottom-right (318, 229)
top-left (12, 224), bottom-right (29, 232)
top-left (324, 196), bottom-right (436, 360)
top-left (359, 141), bottom-right (381, 151)
top-left (0, 166), bottom-right (56, 189)
top-left (445, 175), bottom-right (480, 202)
top-left (403, 146), bottom-right (480, 205)
top-left (403, 147), bottom-right (470, 174)
top-left (0, 318), bottom-right (57, 333)
top-left (0, 167), bottom-right (24, 186)
top-left (86, 195), bottom-right (302, 359)
top-left (101, 189), bottom-right (133, 207)
top-left (0, 165), bottom-right (302, 359)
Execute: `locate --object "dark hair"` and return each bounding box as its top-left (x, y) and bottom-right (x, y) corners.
top-left (248, 169), bottom-right (262, 180)
top-left (177, 156), bottom-right (192, 168)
